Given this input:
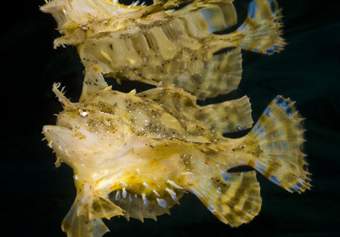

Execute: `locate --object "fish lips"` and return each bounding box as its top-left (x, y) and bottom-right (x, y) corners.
top-left (43, 125), bottom-right (76, 155)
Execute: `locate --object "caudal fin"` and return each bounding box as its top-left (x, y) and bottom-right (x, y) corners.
top-left (247, 96), bottom-right (311, 193)
top-left (238, 0), bottom-right (286, 55)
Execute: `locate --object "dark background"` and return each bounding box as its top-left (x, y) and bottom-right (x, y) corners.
top-left (2, 0), bottom-right (340, 236)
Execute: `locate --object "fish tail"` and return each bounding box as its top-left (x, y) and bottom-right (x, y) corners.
top-left (237, 0), bottom-right (286, 55)
top-left (246, 96), bottom-right (311, 193)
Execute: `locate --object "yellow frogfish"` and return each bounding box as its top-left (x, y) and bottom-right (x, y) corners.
top-left (41, 0), bottom-right (285, 98)
top-left (43, 81), bottom-right (310, 237)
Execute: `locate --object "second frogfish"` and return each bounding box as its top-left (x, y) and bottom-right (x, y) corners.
top-left (41, 0), bottom-right (285, 99)
top-left (43, 82), bottom-right (311, 237)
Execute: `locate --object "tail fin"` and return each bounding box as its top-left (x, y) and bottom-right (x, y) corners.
top-left (247, 96), bottom-right (311, 193)
top-left (237, 0), bottom-right (286, 55)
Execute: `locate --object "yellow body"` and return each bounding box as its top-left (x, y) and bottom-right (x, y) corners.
top-left (40, 1), bottom-right (311, 237)
top-left (41, 0), bottom-right (285, 99)
top-left (43, 83), bottom-right (310, 237)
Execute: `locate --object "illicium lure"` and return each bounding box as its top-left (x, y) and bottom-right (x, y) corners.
top-left (40, 0), bottom-right (311, 237)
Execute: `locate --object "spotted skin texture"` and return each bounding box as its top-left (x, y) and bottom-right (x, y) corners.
top-left (41, 0), bottom-right (285, 99)
top-left (41, 1), bottom-right (310, 237)
top-left (43, 84), bottom-right (310, 237)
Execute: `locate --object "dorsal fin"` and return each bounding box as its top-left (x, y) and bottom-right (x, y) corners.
top-left (138, 87), bottom-right (253, 134)
top-left (195, 96), bottom-right (253, 133)
top-left (189, 171), bottom-right (262, 227)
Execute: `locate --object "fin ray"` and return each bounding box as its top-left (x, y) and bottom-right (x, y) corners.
top-left (139, 87), bottom-right (253, 135)
top-left (179, 47), bottom-right (243, 99)
top-left (246, 96), bottom-right (311, 193)
top-left (237, 0), bottom-right (286, 54)
top-left (196, 95), bottom-right (253, 133)
top-left (62, 198), bottom-right (109, 237)
top-left (189, 171), bottom-right (261, 227)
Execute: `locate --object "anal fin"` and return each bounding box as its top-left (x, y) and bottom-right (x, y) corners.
top-left (189, 171), bottom-right (261, 227)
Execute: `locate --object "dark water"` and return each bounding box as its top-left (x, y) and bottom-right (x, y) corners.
top-left (1, 0), bottom-right (340, 236)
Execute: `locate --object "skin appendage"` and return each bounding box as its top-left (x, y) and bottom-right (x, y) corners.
top-left (41, 1), bottom-right (311, 237)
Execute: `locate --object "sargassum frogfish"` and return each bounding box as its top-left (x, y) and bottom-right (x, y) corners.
top-left (41, 0), bottom-right (285, 99)
top-left (43, 81), bottom-right (311, 237)
top-left (41, 0), bottom-right (311, 236)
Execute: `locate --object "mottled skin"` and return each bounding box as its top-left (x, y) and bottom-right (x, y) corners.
top-left (40, 1), bottom-right (310, 237)
top-left (43, 83), bottom-right (310, 237)
top-left (41, 0), bottom-right (285, 99)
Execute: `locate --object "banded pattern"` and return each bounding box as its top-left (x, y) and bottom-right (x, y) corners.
top-left (174, 48), bottom-right (243, 98)
top-left (237, 0), bottom-right (286, 54)
top-left (190, 171), bottom-right (261, 227)
top-left (247, 96), bottom-right (311, 193)
top-left (139, 87), bottom-right (253, 136)
top-left (195, 95), bottom-right (253, 133)
top-left (43, 0), bottom-right (286, 99)
top-left (78, 1), bottom-right (241, 98)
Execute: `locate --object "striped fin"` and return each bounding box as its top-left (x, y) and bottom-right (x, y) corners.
top-left (195, 96), bottom-right (253, 133)
top-left (189, 171), bottom-right (261, 227)
top-left (175, 1), bottom-right (238, 37)
top-left (138, 87), bottom-right (253, 135)
top-left (138, 86), bottom-right (197, 111)
top-left (237, 0), bottom-right (286, 55)
top-left (246, 96), bottom-right (311, 193)
top-left (176, 47), bottom-right (243, 99)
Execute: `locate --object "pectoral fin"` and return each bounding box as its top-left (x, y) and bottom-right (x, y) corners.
top-left (80, 65), bottom-right (108, 101)
top-left (62, 195), bottom-right (124, 237)
top-left (189, 171), bottom-right (261, 227)
top-left (62, 199), bottom-right (109, 237)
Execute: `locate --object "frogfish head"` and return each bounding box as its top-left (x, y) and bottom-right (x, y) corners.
top-left (40, 0), bottom-right (157, 34)
top-left (42, 84), bottom-right (132, 177)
